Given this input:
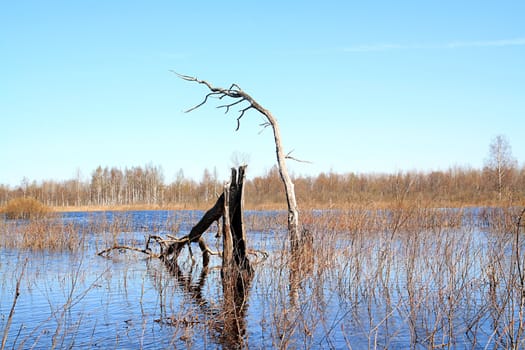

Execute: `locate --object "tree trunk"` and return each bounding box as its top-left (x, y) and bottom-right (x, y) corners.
top-left (221, 166), bottom-right (252, 348)
top-left (222, 166), bottom-right (252, 274)
top-left (259, 106), bottom-right (300, 251)
top-left (175, 72), bottom-right (304, 253)
top-left (98, 166), bottom-right (255, 348)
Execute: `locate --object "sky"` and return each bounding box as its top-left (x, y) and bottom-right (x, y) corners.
top-left (1, 1), bottom-right (524, 186)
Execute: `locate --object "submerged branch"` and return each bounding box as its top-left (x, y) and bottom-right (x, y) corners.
top-left (97, 245), bottom-right (160, 258)
top-left (97, 193), bottom-right (226, 264)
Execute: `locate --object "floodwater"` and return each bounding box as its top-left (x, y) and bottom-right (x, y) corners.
top-left (0, 209), bottom-right (523, 349)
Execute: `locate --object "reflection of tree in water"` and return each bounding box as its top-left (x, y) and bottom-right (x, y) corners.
top-left (142, 167), bottom-right (254, 349)
top-left (146, 257), bottom-right (252, 349)
top-left (99, 167), bottom-right (257, 348)
top-left (289, 242), bottom-right (314, 308)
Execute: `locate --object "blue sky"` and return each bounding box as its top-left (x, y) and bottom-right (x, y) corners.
top-left (1, 1), bottom-right (524, 186)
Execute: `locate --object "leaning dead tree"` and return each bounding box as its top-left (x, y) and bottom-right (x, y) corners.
top-left (174, 72), bottom-right (305, 253)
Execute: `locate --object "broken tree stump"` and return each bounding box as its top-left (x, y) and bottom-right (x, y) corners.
top-left (222, 166), bottom-right (252, 274)
top-left (160, 193), bottom-right (225, 267)
top-left (97, 166), bottom-right (255, 348)
top-left (97, 166), bottom-right (255, 279)
top-left (221, 166), bottom-right (253, 348)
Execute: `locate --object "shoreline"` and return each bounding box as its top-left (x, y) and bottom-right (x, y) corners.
top-left (50, 201), bottom-right (506, 213)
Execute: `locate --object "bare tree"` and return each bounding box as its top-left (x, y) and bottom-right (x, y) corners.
top-left (484, 134), bottom-right (517, 200)
top-left (174, 72), bottom-right (304, 252)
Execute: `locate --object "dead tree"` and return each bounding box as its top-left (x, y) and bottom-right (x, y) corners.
top-left (142, 168), bottom-right (253, 349)
top-left (174, 72), bottom-right (304, 253)
top-left (222, 166), bottom-right (252, 273)
top-left (155, 245), bottom-right (251, 349)
top-left (98, 166), bottom-right (256, 274)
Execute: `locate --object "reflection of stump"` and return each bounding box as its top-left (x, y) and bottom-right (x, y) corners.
top-left (99, 166), bottom-right (255, 348)
top-left (221, 166), bottom-right (253, 348)
top-left (221, 270), bottom-right (251, 349)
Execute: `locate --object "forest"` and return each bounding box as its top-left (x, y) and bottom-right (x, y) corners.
top-left (1, 162), bottom-right (524, 210)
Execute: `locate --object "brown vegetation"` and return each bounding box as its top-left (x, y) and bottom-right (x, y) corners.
top-left (1, 197), bottom-right (51, 220)
top-left (250, 203), bottom-right (525, 348)
top-left (2, 195), bottom-right (525, 347)
top-left (1, 164), bottom-right (524, 211)
top-left (0, 219), bottom-right (81, 251)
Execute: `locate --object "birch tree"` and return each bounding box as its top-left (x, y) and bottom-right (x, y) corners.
top-left (485, 134), bottom-right (517, 200)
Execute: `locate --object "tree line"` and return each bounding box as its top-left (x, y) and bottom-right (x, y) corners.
top-left (0, 164), bottom-right (219, 208)
top-left (1, 136), bottom-right (522, 209)
top-left (1, 163), bottom-right (524, 209)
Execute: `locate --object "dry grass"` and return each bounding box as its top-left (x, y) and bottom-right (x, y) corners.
top-left (244, 202), bottom-right (525, 348)
top-left (52, 203), bottom-right (197, 212)
top-left (1, 197), bottom-right (51, 220)
top-left (0, 219), bottom-right (82, 251)
top-left (3, 200), bottom-right (525, 348)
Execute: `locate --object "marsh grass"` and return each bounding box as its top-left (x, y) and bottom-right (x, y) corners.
top-left (0, 210), bottom-right (185, 253)
top-left (2, 204), bottom-right (525, 348)
top-left (0, 219), bottom-right (83, 251)
top-left (248, 203), bottom-right (525, 349)
top-left (0, 248), bottom-right (114, 350)
top-left (1, 197), bottom-right (51, 220)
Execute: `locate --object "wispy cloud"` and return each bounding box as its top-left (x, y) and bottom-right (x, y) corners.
top-left (444, 38), bottom-right (525, 48)
top-left (343, 37), bottom-right (525, 52)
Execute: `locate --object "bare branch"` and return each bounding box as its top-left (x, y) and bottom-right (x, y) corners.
top-left (174, 71), bottom-right (304, 251)
top-left (236, 106), bottom-right (253, 131)
top-left (171, 71), bottom-right (197, 82)
top-left (228, 83), bottom-right (242, 91)
top-left (285, 150), bottom-right (312, 164)
top-left (286, 155), bottom-right (312, 164)
top-left (97, 245), bottom-right (160, 258)
top-left (248, 249), bottom-right (269, 259)
top-left (1, 259), bottom-right (27, 350)
top-left (171, 71), bottom-right (219, 94)
top-left (217, 98), bottom-right (246, 114)
top-left (198, 238), bottom-right (222, 256)
top-left (184, 92), bottom-right (222, 113)
top-left (247, 249), bottom-right (269, 266)
top-left (172, 71), bottom-right (244, 99)
top-left (257, 121), bottom-right (271, 135)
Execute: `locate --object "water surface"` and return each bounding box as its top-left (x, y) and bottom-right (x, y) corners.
top-left (1, 209), bottom-right (522, 349)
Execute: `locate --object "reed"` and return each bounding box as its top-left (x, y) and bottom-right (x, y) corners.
top-left (0, 219), bottom-right (82, 251)
top-left (2, 202), bottom-right (525, 348)
top-left (1, 197), bottom-right (50, 220)
top-left (249, 202), bottom-right (525, 348)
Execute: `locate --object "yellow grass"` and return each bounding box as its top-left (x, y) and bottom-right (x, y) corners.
top-left (50, 198), bottom-right (520, 214)
top-left (1, 197), bottom-right (51, 219)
